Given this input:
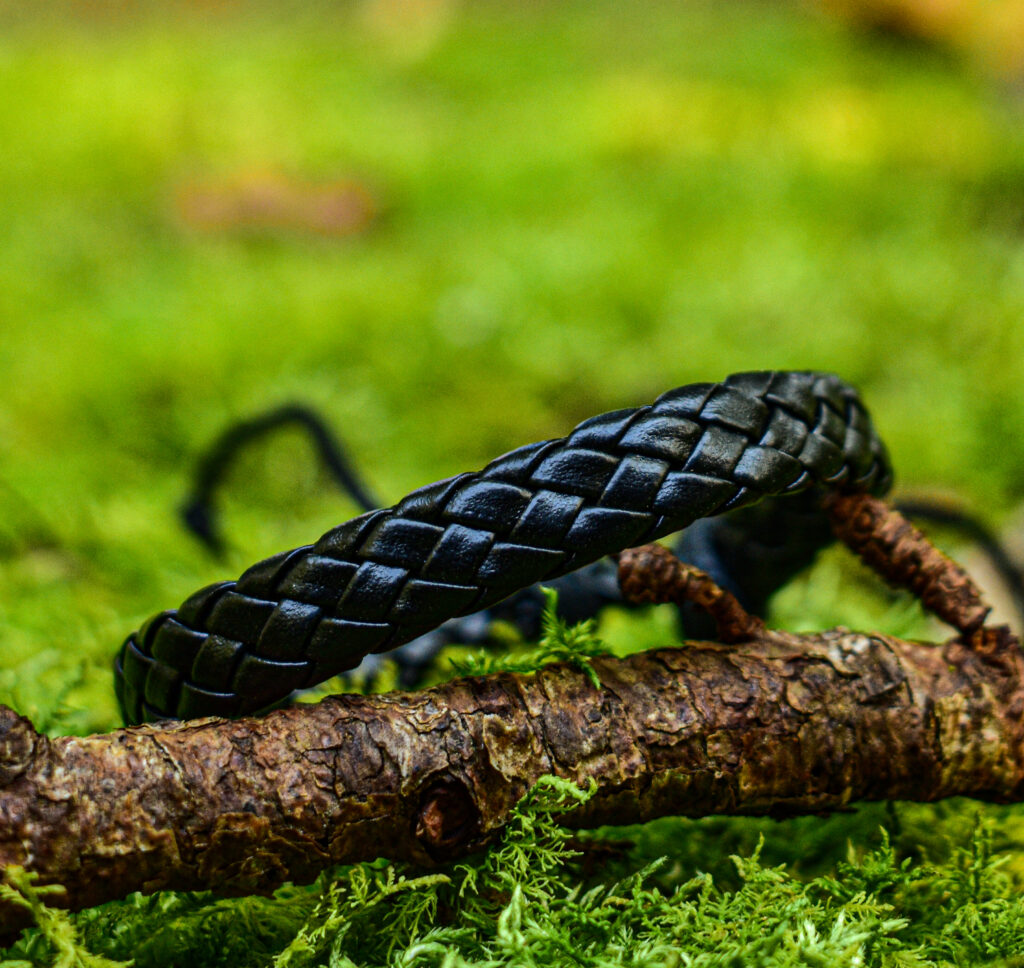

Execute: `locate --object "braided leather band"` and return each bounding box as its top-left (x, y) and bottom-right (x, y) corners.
top-left (115, 371), bottom-right (892, 724)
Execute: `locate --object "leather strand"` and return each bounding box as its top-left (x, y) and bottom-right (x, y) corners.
top-left (115, 371), bottom-right (892, 723)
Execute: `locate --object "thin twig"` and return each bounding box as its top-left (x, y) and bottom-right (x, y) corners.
top-left (617, 544), bottom-right (764, 643)
top-left (825, 491), bottom-right (991, 635)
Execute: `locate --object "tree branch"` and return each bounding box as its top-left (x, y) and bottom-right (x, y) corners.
top-left (2, 495), bottom-right (1022, 937)
top-left (3, 622), bottom-right (1024, 934)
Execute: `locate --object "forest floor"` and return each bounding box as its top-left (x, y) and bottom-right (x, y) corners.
top-left (3, 1), bottom-right (1024, 964)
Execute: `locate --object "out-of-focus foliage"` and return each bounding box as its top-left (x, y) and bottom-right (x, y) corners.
top-left (2, 0), bottom-right (1024, 726)
top-left (2, 0), bottom-right (1024, 962)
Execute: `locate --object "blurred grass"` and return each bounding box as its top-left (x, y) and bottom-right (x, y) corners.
top-left (1, 0), bottom-right (1024, 729)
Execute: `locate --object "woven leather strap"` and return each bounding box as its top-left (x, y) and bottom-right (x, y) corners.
top-left (115, 371), bottom-right (892, 723)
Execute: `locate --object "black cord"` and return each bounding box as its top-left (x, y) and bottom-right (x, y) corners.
top-left (180, 403), bottom-right (381, 557)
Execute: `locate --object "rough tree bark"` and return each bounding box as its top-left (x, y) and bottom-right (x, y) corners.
top-left (1, 496), bottom-right (1021, 938)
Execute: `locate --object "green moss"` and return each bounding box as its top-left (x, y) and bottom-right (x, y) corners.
top-left (0, 868), bottom-right (128, 968)
top-left (448, 586), bottom-right (610, 686)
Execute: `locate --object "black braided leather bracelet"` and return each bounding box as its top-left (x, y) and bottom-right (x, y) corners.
top-left (115, 371), bottom-right (892, 724)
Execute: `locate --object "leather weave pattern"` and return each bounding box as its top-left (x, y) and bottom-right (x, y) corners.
top-left (115, 371), bottom-right (892, 723)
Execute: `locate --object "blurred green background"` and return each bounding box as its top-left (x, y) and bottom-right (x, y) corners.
top-left (2, 0), bottom-right (1024, 733)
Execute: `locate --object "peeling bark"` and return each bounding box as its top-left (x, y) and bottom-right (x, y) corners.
top-left (3, 622), bottom-right (1024, 935)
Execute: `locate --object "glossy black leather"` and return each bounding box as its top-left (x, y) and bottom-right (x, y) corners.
top-left (115, 371), bottom-right (892, 723)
